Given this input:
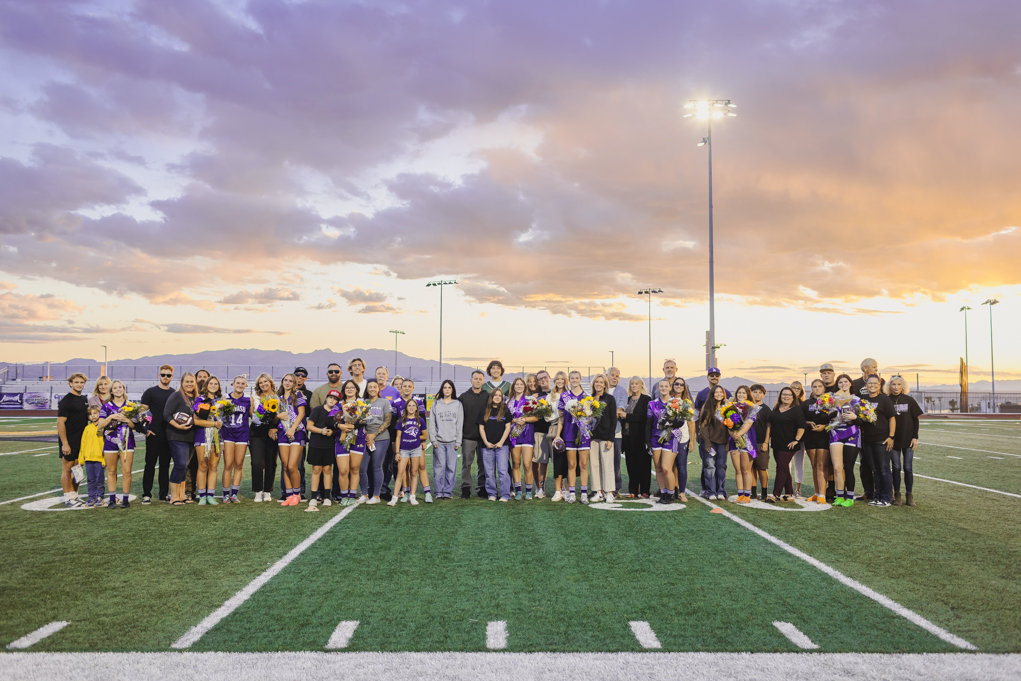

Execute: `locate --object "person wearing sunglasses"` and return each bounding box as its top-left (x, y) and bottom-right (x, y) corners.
top-left (140, 365), bottom-right (176, 504)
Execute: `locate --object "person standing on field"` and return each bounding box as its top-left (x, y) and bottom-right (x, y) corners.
top-left (310, 362), bottom-right (344, 500)
top-left (428, 380), bottom-right (463, 499)
top-left (57, 372), bottom-right (89, 508)
top-left (141, 365), bottom-right (175, 504)
top-left (607, 367), bottom-right (628, 495)
top-left (459, 370), bottom-right (489, 498)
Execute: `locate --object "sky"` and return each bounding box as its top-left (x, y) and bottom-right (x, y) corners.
top-left (0, 0), bottom-right (1018, 385)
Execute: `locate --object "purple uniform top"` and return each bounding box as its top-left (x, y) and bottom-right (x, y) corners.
top-left (827, 397), bottom-right (862, 446)
top-left (647, 399), bottom-right (673, 449)
top-left (557, 390), bottom-right (590, 449)
top-left (100, 399), bottom-right (135, 452)
top-left (728, 414), bottom-right (759, 456)
top-left (380, 386), bottom-right (401, 401)
top-left (332, 404), bottom-right (366, 454)
top-left (397, 415), bottom-right (426, 451)
top-left (277, 392), bottom-right (307, 445)
top-left (508, 396), bottom-right (535, 446)
top-left (220, 394), bottom-right (251, 443)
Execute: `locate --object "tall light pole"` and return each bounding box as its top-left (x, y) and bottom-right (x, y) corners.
top-left (637, 288), bottom-right (662, 388)
top-left (685, 98), bottom-right (735, 370)
top-left (426, 280), bottom-right (457, 381)
top-left (389, 329), bottom-right (405, 377)
top-left (100, 345), bottom-right (107, 378)
top-left (609, 351), bottom-right (614, 369)
top-left (960, 305), bottom-right (971, 411)
top-left (982, 299), bottom-right (999, 412)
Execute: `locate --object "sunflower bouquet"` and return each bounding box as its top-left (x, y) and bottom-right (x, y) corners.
top-left (112, 401), bottom-right (151, 452)
top-left (207, 398), bottom-right (235, 454)
top-left (657, 397), bottom-right (695, 445)
top-left (252, 394), bottom-right (280, 426)
top-left (716, 399), bottom-right (759, 454)
top-left (564, 396), bottom-right (605, 446)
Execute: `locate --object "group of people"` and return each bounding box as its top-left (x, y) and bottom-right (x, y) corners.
top-left (54, 355), bottom-right (923, 510)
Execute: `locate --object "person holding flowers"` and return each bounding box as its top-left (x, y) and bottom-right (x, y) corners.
top-left (333, 379), bottom-right (366, 506)
top-left (547, 371), bottom-right (568, 501)
top-left (276, 372), bottom-right (307, 506)
top-left (249, 373), bottom-right (279, 502)
top-left (219, 376), bottom-right (250, 504)
top-left (555, 370), bottom-right (592, 504)
top-left (819, 373), bottom-right (865, 507)
top-left (802, 379), bottom-right (833, 504)
top-left (697, 385), bottom-right (731, 500)
top-left (507, 377), bottom-right (538, 500)
top-left (720, 386), bottom-right (759, 504)
top-left (667, 378), bottom-right (696, 503)
top-left (587, 374), bottom-right (618, 503)
top-left (193, 375), bottom-right (226, 505)
top-left (96, 380), bottom-right (142, 508)
top-left (389, 398), bottom-right (428, 506)
top-left (646, 380), bottom-right (676, 501)
top-left (749, 384), bottom-right (773, 501)
top-left (769, 387), bottom-right (807, 501)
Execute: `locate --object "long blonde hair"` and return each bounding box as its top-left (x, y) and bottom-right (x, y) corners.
top-left (254, 373), bottom-right (276, 397)
top-left (884, 376), bottom-right (910, 395)
top-left (277, 373), bottom-right (299, 408)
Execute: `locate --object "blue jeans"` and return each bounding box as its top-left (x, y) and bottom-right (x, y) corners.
top-left (85, 461), bottom-right (105, 502)
top-left (482, 445), bottom-right (511, 499)
top-left (359, 439), bottom-right (387, 497)
top-left (432, 442), bottom-right (458, 497)
top-left (613, 437), bottom-right (623, 491)
top-left (169, 440), bottom-right (191, 484)
top-left (675, 441), bottom-right (690, 492)
top-left (864, 441), bottom-right (893, 503)
top-left (891, 447), bottom-right (914, 494)
top-left (700, 440), bottom-right (728, 496)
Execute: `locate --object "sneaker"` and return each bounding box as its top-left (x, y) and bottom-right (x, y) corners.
top-left (198, 496), bottom-right (208, 506)
top-left (708, 494), bottom-right (718, 501)
top-left (551, 490), bottom-right (563, 502)
top-left (231, 494), bottom-right (240, 503)
top-left (305, 499), bottom-right (319, 512)
top-left (425, 492), bottom-right (433, 503)
top-left (489, 495), bottom-right (497, 501)
top-left (477, 490), bottom-right (488, 499)
top-left (499, 497), bottom-right (509, 502)
top-left (536, 489), bottom-right (545, 499)
top-left (409, 496), bottom-right (418, 506)
top-left (580, 494), bottom-right (589, 505)
top-left (461, 488), bottom-right (471, 500)
top-left (567, 492), bottom-right (576, 504)
top-left (515, 491), bottom-right (523, 501)
top-left (400, 493), bottom-right (409, 503)
top-left (366, 497), bottom-right (381, 505)
top-left (207, 496), bottom-right (219, 506)
top-left (357, 495), bottom-right (368, 503)
top-left (84, 499), bottom-right (93, 508)
top-left (605, 492), bottom-right (614, 503)
top-left (284, 495), bottom-right (300, 507)
top-left (141, 495), bottom-right (152, 505)
top-left (119, 498), bottom-right (130, 508)
top-left (868, 499), bottom-right (880, 507)
top-left (591, 491), bottom-right (605, 503)
top-left (254, 492), bottom-right (264, 503)
top-left (387, 496), bottom-right (399, 506)
top-left (525, 492), bottom-right (533, 500)
top-left (322, 498), bottom-right (332, 507)
top-left (877, 501), bottom-right (891, 508)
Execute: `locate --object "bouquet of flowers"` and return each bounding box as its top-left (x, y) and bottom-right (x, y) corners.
top-left (207, 398), bottom-right (236, 455)
top-left (336, 399), bottom-right (368, 449)
top-left (716, 399), bottom-right (759, 455)
top-left (529, 396), bottom-right (556, 421)
top-left (657, 397), bottom-right (695, 446)
top-left (251, 394), bottom-right (279, 426)
top-left (112, 401), bottom-right (151, 452)
top-left (564, 396), bottom-right (606, 446)
top-left (815, 394), bottom-right (875, 430)
top-left (509, 395), bottom-right (541, 439)
top-left (855, 399), bottom-right (877, 424)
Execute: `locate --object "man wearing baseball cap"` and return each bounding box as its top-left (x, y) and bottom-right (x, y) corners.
top-left (819, 363), bottom-right (838, 393)
top-left (694, 368), bottom-right (730, 498)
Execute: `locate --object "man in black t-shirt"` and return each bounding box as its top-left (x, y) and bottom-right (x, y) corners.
top-left (57, 372), bottom-right (89, 508)
top-left (859, 375), bottom-right (896, 507)
top-left (819, 363), bottom-right (838, 393)
top-left (141, 365), bottom-right (176, 503)
top-left (459, 371), bottom-right (489, 498)
top-left (850, 358), bottom-right (885, 398)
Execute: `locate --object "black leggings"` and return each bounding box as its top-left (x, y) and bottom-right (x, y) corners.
top-left (842, 445), bottom-right (862, 492)
top-left (249, 435), bottom-right (278, 494)
top-left (624, 440), bottom-right (652, 495)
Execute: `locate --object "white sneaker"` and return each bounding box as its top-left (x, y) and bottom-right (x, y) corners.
top-left (409, 496), bottom-right (419, 506)
top-left (551, 490), bottom-right (563, 502)
top-left (400, 493), bottom-right (409, 503)
top-left (489, 495), bottom-right (497, 501)
top-left (605, 492), bottom-right (614, 503)
top-left (424, 492), bottom-right (433, 503)
top-left (591, 491), bottom-right (605, 503)
top-left (567, 492), bottom-right (576, 504)
top-left (708, 494), bottom-right (717, 501)
top-left (322, 498), bottom-right (332, 506)
top-left (387, 496), bottom-right (399, 507)
top-left (305, 499), bottom-right (319, 512)
top-left (366, 497), bottom-right (380, 505)
top-left (536, 489), bottom-right (546, 499)
top-left (254, 492), bottom-right (264, 503)
top-left (357, 495), bottom-right (368, 503)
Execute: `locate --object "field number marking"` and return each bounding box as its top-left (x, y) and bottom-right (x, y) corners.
top-left (326, 621), bottom-right (359, 649)
top-left (725, 495), bottom-right (831, 512)
top-left (486, 621), bottom-right (507, 650)
top-left (629, 621), bottom-right (661, 649)
top-left (6, 621), bottom-right (69, 649)
top-left (687, 491), bottom-right (977, 650)
top-left (773, 622), bottom-right (818, 650)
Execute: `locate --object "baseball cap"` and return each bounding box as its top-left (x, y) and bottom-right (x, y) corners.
top-left (819, 363), bottom-right (835, 372)
top-left (327, 389), bottom-right (341, 400)
top-left (294, 366), bottom-right (308, 376)
top-left (707, 367), bottom-right (721, 376)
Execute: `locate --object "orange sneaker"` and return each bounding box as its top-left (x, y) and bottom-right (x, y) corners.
top-left (284, 495), bottom-right (300, 506)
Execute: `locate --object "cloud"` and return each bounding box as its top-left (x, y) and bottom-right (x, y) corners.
top-left (335, 287), bottom-right (389, 305)
top-left (308, 298), bottom-right (337, 310)
top-left (159, 323), bottom-right (288, 335)
top-left (219, 287), bottom-right (301, 305)
top-left (0, 288), bottom-right (82, 321)
top-left (356, 303), bottom-right (398, 315)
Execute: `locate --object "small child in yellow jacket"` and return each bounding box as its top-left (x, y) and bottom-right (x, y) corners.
top-left (78, 406), bottom-right (106, 507)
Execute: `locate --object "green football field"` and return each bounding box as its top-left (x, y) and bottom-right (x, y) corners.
top-left (1, 417), bottom-right (1020, 677)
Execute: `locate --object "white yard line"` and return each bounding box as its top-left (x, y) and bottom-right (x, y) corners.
top-left (325, 621), bottom-right (359, 649)
top-left (772, 622), bottom-right (818, 650)
top-left (989, 457), bottom-right (1004, 460)
top-left (0, 469), bottom-right (144, 506)
top-left (629, 621), bottom-right (662, 649)
top-left (172, 501), bottom-right (362, 649)
top-left (33, 452), bottom-right (51, 457)
top-left (486, 621), bottom-right (508, 650)
top-left (0, 446), bottom-right (55, 456)
top-left (685, 491), bottom-right (977, 650)
top-left (914, 474), bottom-right (1021, 499)
top-left (918, 442), bottom-right (1021, 458)
top-left (946, 456), bottom-right (963, 460)
top-left (923, 428), bottom-right (1020, 441)
top-left (6, 621), bottom-right (69, 649)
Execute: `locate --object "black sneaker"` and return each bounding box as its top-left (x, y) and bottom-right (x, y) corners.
top-left (106, 498), bottom-right (117, 509)
top-left (476, 490), bottom-right (488, 499)
top-left (659, 493), bottom-right (673, 505)
top-left (141, 495), bottom-right (152, 505)
top-left (119, 498), bottom-right (130, 508)
top-left (461, 488), bottom-right (471, 500)
top-left (380, 491), bottom-right (393, 501)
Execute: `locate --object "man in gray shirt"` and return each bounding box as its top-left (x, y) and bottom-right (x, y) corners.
top-left (607, 367), bottom-right (629, 494)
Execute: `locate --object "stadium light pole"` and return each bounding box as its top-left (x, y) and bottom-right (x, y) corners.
top-left (685, 98), bottom-right (735, 370)
top-left (609, 351), bottom-right (614, 368)
top-left (100, 345), bottom-right (107, 377)
top-left (982, 299), bottom-right (999, 412)
top-left (426, 280), bottom-right (457, 381)
top-left (389, 329), bottom-right (405, 377)
top-left (960, 305), bottom-right (971, 402)
top-left (637, 288), bottom-right (662, 389)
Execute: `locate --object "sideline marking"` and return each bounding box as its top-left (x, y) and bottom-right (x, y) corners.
top-left (33, 452), bottom-right (51, 457)
top-left (773, 622), bottom-right (818, 650)
top-left (629, 621), bottom-right (661, 649)
top-left (172, 501), bottom-right (362, 649)
top-left (989, 457), bottom-right (1004, 460)
top-left (947, 456), bottom-right (963, 460)
top-left (486, 621), bottom-right (508, 650)
top-left (589, 498), bottom-right (685, 512)
top-left (0, 446), bottom-right (55, 456)
top-left (924, 428), bottom-right (1020, 441)
top-left (0, 468), bottom-right (144, 506)
top-left (6, 621), bottom-right (69, 649)
top-left (914, 474), bottom-right (1021, 499)
top-left (326, 621), bottom-right (359, 649)
top-left (918, 442), bottom-right (1021, 458)
top-left (686, 491), bottom-right (977, 650)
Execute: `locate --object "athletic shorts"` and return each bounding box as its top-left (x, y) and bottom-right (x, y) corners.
top-left (829, 426), bottom-right (861, 448)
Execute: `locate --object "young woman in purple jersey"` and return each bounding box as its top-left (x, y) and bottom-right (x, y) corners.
top-left (96, 380), bottom-right (135, 508)
top-left (646, 380), bottom-right (674, 501)
top-left (333, 380), bottom-right (363, 506)
top-left (548, 371), bottom-right (567, 500)
top-left (193, 375), bottom-right (225, 505)
top-left (507, 377), bottom-right (537, 500)
top-left (276, 373), bottom-right (307, 507)
top-left (727, 385), bottom-right (758, 504)
top-left (220, 375), bottom-right (251, 503)
top-left (827, 373), bottom-right (861, 507)
top-left (555, 370), bottom-right (590, 504)
top-left (389, 398), bottom-right (428, 506)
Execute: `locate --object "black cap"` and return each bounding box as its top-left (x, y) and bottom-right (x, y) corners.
top-left (294, 366), bottom-right (308, 376)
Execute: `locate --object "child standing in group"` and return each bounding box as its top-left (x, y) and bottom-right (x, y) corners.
top-left (78, 406), bottom-right (106, 507)
top-left (306, 390), bottom-right (341, 512)
top-left (389, 399), bottom-right (428, 506)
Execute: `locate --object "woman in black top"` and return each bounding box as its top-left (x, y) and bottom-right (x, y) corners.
top-left (164, 372), bottom-right (198, 506)
top-left (802, 379), bottom-right (832, 504)
top-left (588, 374), bottom-right (618, 502)
top-left (620, 378), bottom-right (652, 498)
top-left (769, 387), bottom-right (806, 501)
top-left (477, 390), bottom-right (513, 501)
top-left (249, 373), bottom-right (279, 502)
top-left (885, 376), bottom-right (922, 506)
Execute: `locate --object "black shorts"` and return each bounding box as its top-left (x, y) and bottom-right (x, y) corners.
top-left (62, 447), bottom-right (80, 463)
top-left (803, 432), bottom-right (829, 450)
top-left (306, 446), bottom-right (334, 467)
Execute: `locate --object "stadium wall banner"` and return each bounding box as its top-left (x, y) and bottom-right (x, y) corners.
top-left (0, 392), bottom-right (25, 409)
top-left (23, 391), bottom-right (51, 410)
